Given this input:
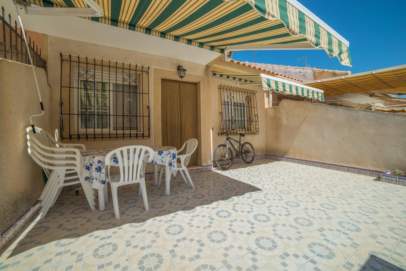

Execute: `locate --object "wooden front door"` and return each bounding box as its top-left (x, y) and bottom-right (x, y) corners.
top-left (161, 79), bottom-right (199, 166)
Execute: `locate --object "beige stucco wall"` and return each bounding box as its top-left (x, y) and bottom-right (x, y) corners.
top-left (266, 99), bottom-right (406, 171)
top-left (208, 78), bottom-right (267, 161)
top-left (46, 37), bottom-right (267, 165)
top-left (0, 59), bottom-right (51, 233)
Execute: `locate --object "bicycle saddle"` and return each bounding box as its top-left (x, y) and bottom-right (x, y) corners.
top-left (239, 133), bottom-right (245, 137)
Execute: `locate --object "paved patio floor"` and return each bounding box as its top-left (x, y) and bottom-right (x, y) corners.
top-left (1, 160), bottom-right (406, 270)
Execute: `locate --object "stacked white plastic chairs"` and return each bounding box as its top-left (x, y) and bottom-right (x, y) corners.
top-left (26, 126), bottom-right (95, 217)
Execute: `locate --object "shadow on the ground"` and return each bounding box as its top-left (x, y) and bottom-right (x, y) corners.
top-left (13, 169), bottom-right (260, 255)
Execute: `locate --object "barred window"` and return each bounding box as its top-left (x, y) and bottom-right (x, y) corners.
top-left (219, 85), bottom-right (259, 135)
top-left (60, 54), bottom-right (150, 140)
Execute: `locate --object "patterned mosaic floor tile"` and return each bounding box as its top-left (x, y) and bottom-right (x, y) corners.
top-left (1, 161), bottom-right (406, 270)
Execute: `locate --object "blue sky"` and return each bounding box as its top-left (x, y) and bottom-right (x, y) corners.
top-left (232, 0), bottom-right (406, 73)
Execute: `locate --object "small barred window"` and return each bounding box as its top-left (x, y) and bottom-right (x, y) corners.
top-left (218, 85), bottom-right (259, 135)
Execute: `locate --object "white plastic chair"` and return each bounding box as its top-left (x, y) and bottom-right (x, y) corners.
top-left (156, 139), bottom-right (198, 193)
top-left (26, 126), bottom-right (95, 217)
top-left (175, 138), bottom-right (198, 189)
top-left (105, 145), bottom-right (154, 219)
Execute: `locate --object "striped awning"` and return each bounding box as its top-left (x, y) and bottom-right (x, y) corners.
top-left (308, 65), bottom-right (406, 97)
top-left (261, 74), bottom-right (325, 101)
top-left (34, 0), bottom-right (351, 66)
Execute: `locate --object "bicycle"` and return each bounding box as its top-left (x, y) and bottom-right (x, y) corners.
top-left (213, 133), bottom-right (255, 170)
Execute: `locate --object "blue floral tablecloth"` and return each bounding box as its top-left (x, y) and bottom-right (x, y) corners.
top-left (83, 149), bottom-right (177, 188)
top-left (83, 155), bottom-right (110, 187)
top-left (153, 149), bottom-right (177, 171)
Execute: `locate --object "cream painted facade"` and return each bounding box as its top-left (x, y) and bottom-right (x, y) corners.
top-left (46, 36), bottom-right (267, 166)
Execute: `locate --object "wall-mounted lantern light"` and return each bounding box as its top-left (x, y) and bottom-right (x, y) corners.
top-left (177, 65), bottom-right (187, 79)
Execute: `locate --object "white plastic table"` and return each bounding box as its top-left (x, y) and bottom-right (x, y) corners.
top-left (82, 147), bottom-right (177, 210)
top-left (153, 147), bottom-right (177, 195)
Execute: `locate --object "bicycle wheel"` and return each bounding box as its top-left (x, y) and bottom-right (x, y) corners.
top-left (213, 144), bottom-right (233, 170)
top-left (241, 142), bottom-right (255, 163)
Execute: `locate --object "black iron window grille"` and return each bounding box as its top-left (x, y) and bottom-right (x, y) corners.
top-left (59, 54), bottom-right (150, 140)
top-left (219, 85), bottom-right (259, 135)
top-left (0, 6), bottom-right (46, 68)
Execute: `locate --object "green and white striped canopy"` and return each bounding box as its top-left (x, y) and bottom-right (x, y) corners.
top-left (261, 74), bottom-right (325, 101)
top-left (35, 0), bottom-right (351, 66)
